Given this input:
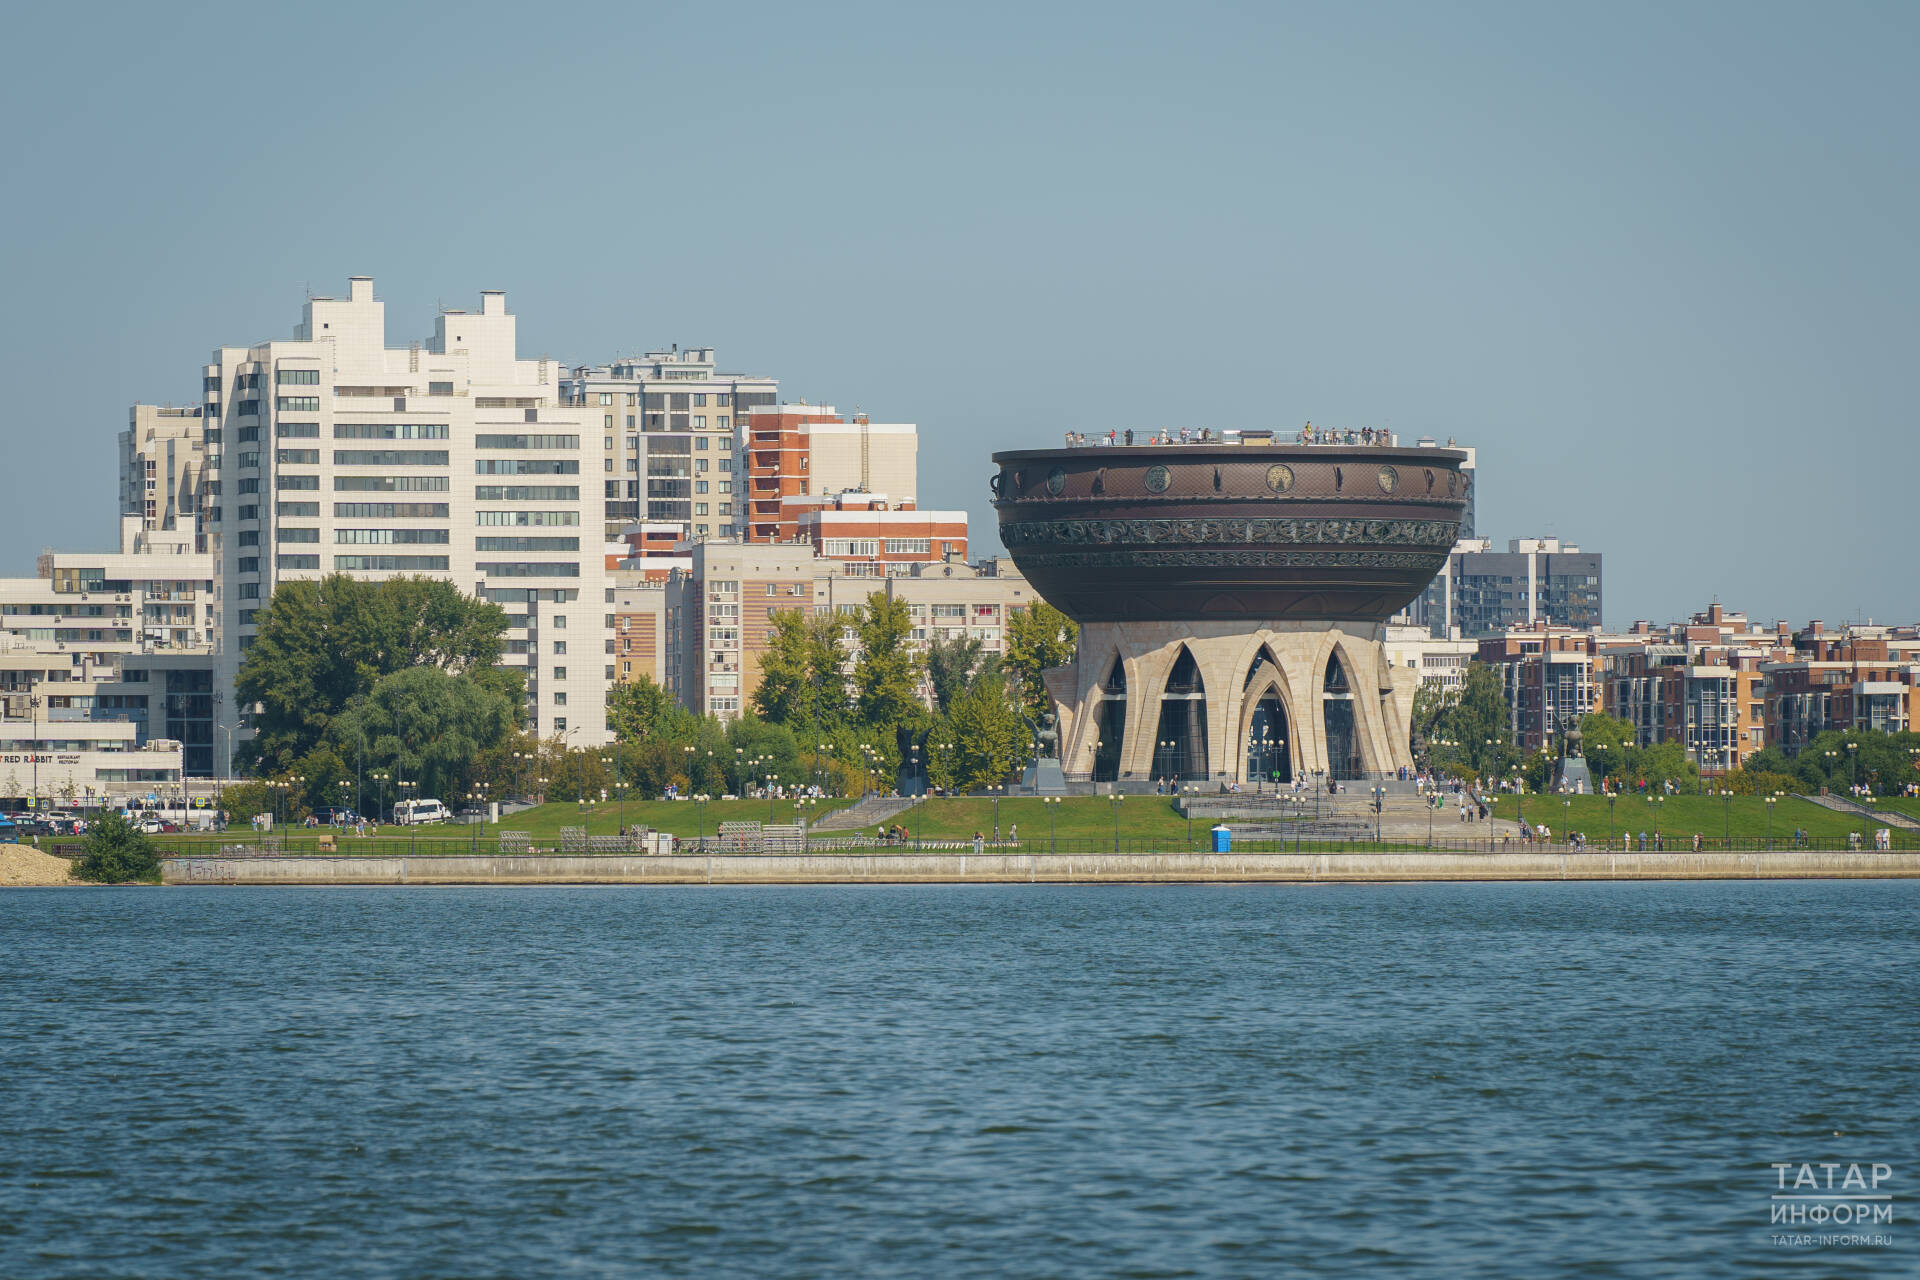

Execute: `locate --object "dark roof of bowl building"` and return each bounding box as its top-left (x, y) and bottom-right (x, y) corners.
top-left (989, 441), bottom-right (1471, 624)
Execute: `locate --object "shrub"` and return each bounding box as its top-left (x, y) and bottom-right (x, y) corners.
top-left (70, 812), bottom-right (162, 884)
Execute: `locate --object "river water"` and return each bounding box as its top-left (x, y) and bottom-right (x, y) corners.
top-left (2, 883), bottom-right (1915, 1277)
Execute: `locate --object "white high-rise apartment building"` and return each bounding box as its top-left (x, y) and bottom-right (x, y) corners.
top-left (198, 277), bottom-right (609, 746)
top-left (560, 349), bottom-right (777, 544)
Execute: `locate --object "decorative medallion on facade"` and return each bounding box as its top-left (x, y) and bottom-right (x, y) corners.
top-left (1376, 465), bottom-right (1398, 493)
top-left (1046, 466), bottom-right (1066, 496)
top-left (1144, 465), bottom-right (1171, 493)
top-left (1266, 463), bottom-right (1295, 493)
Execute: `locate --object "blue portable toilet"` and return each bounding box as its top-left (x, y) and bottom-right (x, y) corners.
top-left (1210, 822), bottom-right (1231, 853)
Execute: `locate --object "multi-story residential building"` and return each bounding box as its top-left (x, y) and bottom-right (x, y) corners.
top-left (194, 277), bottom-right (609, 745)
top-left (1416, 536), bottom-right (1603, 638)
top-left (1476, 623), bottom-right (1600, 755)
top-left (121, 406), bottom-right (212, 549)
top-left (612, 579), bottom-right (667, 687)
top-left (1763, 623), bottom-right (1920, 749)
top-left (561, 348), bottom-right (777, 542)
top-left (0, 523), bottom-right (219, 799)
top-left (1381, 625), bottom-right (1480, 694)
top-left (798, 492), bottom-right (967, 576)
top-left (1600, 605), bottom-right (1778, 773)
top-left (741, 406), bottom-right (919, 543)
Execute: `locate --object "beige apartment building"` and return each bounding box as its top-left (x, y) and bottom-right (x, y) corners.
top-left (121, 405), bottom-right (212, 549)
top-left (184, 276), bottom-right (610, 745)
top-left (561, 348), bottom-right (777, 544)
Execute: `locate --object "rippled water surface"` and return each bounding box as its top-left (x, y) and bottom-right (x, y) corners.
top-left (3, 883), bottom-right (1916, 1277)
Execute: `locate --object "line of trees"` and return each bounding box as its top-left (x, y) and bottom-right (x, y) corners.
top-left (224, 575), bottom-right (1082, 818)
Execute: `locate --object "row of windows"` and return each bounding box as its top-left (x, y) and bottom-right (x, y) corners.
top-left (475, 459), bottom-right (579, 475)
top-left (474, 537), bottom-right (580, 552)
top-left (473, 433), bottom-right (579, 450)
top-left (278, 555), bottom-right (320, 569)
top-left (276, 396), bottom-right (320, 411)
top-left (279, 502), bottom-right (320, 517)
top-left (337, 475), bottom-right (450, 492)
top-left (475, 485), bottom-right (579, 501)
top-left (276, 369), bottom-right (320, 385)
top-left (335, 423), bottom-right (450, 440)
top-left (336, 529), bottom-right (452, 544)
top-left (334, 555), bottom-right (451, 571)
top-left (281, 527), bottom-right (320, 543)
top-left (335, 450), bottom-right (448, 466)
top-left (330, 502), bottom-right (450, 518)
top-left (476, 510), bottom-right (578, 525)
top-left (277, 449), bottom-right (320, 464)
top-left (477, 562), bottom-right (581, 577)
top-left (276, 422), bottom-right (319, 438)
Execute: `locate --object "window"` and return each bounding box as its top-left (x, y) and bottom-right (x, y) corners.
top-left (237, 530), bottom-right (260, 547)
top-left (554, 692), bottom-right (567, 706)
top-left (275, 475), bottom-right (318, 491)
top-left (335, 450), bottom-right (449, 466)
top-left (236, 556), bottom-right (259, 574)
top-left (718, 481), bottom-right (731, 494)
top-left (238, 583), bottom-right (260, 600)
top-left (694, 457), bottom-right (709, 473)
top-left (237, 504), bottom-right (260, 521)
top-left (429, 381), bottom-right (454, 395)
top-left (695, 436), bottom-right (708, 450)
top-left (719, 502), bottom-right (731, 516)
top-left (553, 717), bottom-right (566, 733)
top-left (277, 554), bottom-right (321, 570)
top-left (275, 422), bottom-right (319, 438)
top-left (552, 667), bottom-right (567, 681)
top-left (276, 369), bottom-right (320, 385)
top-left (237, 452), bottom-right (260, 469)
top-left (604, 415), bottom-right (613, 429)
top-left (276, 396), bottom-right (320, 412)
top-left (281, 527), bottom-right (321, 543)
top-left (716, 415), bottom-right (730, 429)
top-left (474, 434), bottom-right (580, 450)
top-left (822, 539), bottom-right (880, 557)
top-left (277, 502), bottom-right (319, 517)
top-left (599, 393), bottom-right (613, 406)
top-left (693, 416), bottom-right (705, 429)
top-left (277, 449), bottom-right (320, 465)
top-left (885, 539), bottom-right (931, 556)
top-left (692, 394), bottom-right (706, 407)
top-left (553, 641), bottom-right (567, 655)
top-left (553, 615), bottom-right (566, 628)
top-left (695, 481), bottom-right (708, 495)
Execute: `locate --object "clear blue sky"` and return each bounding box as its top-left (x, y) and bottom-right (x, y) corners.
top-left (2, 1), bottom-right (1914, 627)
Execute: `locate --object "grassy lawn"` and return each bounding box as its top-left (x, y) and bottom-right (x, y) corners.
top-left (138, 793), bottom-right (1914, 854)
top-left (1494, 793), bottom-right (1883, 841)
top-left (1874, 797), bottom-right (1920, 823)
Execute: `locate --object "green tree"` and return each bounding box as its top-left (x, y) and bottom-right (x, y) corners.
top-left (1427, 662), bottom-right (1512, 779)
top-left (1631, 741), bottom-right (1698, 792)
top-left (607, 675), bottom-right (677, 743)
top-left (725, 718), bottom-right (802, 794)
top-left (947, 673), bottom-right (1027, 791)
top-left (853, 592), bottom-right (923, 729)
top-left (70, 811), bottom-right (161, 884)
top-left (753, 610), bottom-right (817, 726)
top-left (1003, 602), bottom-right (1077, 721)
top-left (325, 666), bottom-right (517, 802)
top-left (926, 632), bottom-right (997, 716)
top-left (237, 575), bottom-right (518, 768)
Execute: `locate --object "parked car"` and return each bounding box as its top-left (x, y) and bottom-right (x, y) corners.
top-left (392, 798), bottom-right (449, 825)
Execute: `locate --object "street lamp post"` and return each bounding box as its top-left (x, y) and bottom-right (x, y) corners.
top-left (1765, 792), bottom-right (1779, 850)
top-left (1109, 792), bottom-right (1123, 853)
top-left (989, 784), bottom-right (1003, 841)
top-left (1847, 740), bottom-right (1859, 796)
top-left (1045, 795), bottom-right (1059, 853)
top-left (1370, 785), bottom-right (1384, 843)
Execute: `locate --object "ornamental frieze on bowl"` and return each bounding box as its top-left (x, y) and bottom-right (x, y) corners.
top-left (989, 443), bottom-right (1471, 622)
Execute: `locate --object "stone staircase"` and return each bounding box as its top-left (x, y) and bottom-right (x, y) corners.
top-left (810, 794), bottom-right (922, 833)
top-left (1797, 793), bottom-right (1919, 831)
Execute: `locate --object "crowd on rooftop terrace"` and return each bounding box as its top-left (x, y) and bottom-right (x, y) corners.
top-left (1063, 424), bottom-right (1436, 448)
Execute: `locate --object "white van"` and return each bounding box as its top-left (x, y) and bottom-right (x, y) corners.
top-left (393, 798), bottom-right (450, 825)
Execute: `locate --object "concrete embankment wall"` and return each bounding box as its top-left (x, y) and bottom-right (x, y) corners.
top-left (162, 850), bottom-right (1920, 885)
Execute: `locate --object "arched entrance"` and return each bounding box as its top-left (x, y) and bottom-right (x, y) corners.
top-left (1241, 647), bottom-right (1292, 786)
top-left (1092, 654), bottom-right (1126, 782)
top-left (1154, 647), bottom-right (1209, 783)
top-left (1322, 649), bottom-right (1363, 781)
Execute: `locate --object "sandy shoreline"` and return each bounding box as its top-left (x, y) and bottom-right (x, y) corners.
top-left (1, 846), bottom-right (79, 886)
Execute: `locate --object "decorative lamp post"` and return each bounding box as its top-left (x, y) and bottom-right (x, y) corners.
top-left (1044, 794), bottom-right (1060, 853)
top-left (988, 783), bottom-right (1003, 841)
top-left (1108, 792), bottom-right (1123, 853)
top-left (1764, 791), bottom-right (1779, 850)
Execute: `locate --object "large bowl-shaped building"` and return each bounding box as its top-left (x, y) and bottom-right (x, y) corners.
top-left (991, 441), bottom-right (1470, 788)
